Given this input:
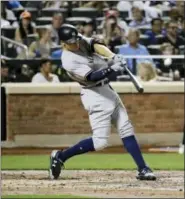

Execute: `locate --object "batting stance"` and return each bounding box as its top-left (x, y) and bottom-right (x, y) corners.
top-left (49, 24), bottom-right (156, 181)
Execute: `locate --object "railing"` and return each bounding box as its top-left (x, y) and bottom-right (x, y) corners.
top-left (1, 36), bottom-right (29, 59)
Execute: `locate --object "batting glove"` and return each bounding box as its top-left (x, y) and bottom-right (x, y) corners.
top-left (112, 54), bottom-right (126, 64)
top-left (110, 62), bottom-right (124, 72)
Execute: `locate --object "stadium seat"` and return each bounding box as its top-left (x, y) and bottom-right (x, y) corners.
top-left (95, 17), bottom-right (104, 27)
top-left (138, 27), bottom-right (151, 34)
top-left (8, 18), bottom-right (17, 25)
top-left (41, 8), bottom-right (68, 18)
top-left (125, 17), bottom-right (132, 24)
top-left (71, 7), bottom-right (100, 18)
top-left (1, 38), bottom-right (17, 58)
top-left (162, 9), bottom-right (170, 17)
top-left (139, 35), bottom-right (149, 46)
top-left (155, 35), bottom-right (165, 45)
top-left (179, 45), bottom-right (185, 55)
top-left (147, 45), bottom-right (161, 55)
top-left (1, 27), bottom-right (16, 39)
top-left (36, 17), bottom-right (53, 26)
top-left (96, 26), bottom-right (103, 34)
top-left (12, 7), bottom-right (24, 20)
top-left (162, 16), bottom-right (170, 22)
top-left (119, 11), bottom-right (129, 20)
top-left (65, 17), bottom-right (92, 26)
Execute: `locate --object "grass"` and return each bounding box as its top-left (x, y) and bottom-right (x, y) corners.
top-left (1, 195), bottom-right (92, 198)
top-left (1, 153), bottom-right (184, 170)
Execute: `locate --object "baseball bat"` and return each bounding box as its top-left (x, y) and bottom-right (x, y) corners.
top-left (124, 66), bottom-right (144, 93)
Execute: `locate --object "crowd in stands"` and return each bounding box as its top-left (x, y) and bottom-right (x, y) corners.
top-left (1, 0), bottom-right (184, 83)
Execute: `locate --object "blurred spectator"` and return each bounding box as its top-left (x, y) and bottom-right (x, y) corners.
top-left (6, 0), bottom-right (23, 10)
top-left (156, 43), bottom-right (174, 76)
top-left (1, 60), bottom-right (11, 83)
top-left (1, 9), bottom-right (10, 28)
top-left (169, 7), bottom-right (181, 22)
top-left (116, 1), bottom-right (132, 16)
top-left (118, 28), bottom-right (153, 72)
top-left (140, 1), bottom-right (162, 21)
top-left (82, 1), bottom-right (109, 11)
top-left (1, 59), bottom-right (31, 83)
top-left (51, 12), bottom-right (64, 45)
top-left (76, 23), bottom-right (84, 35)
top-left (15, 11), bottom-right (36, 45)
top-left (160, 43), bottom-right (175, 55)
top-left (100, 10), bottom-right (128, 35)
top-left (83, 20), bottom-right (94, 37)
top-left (176, 1), bottom-right (185, 19)
top-left (43, 0), bottom-right (63, 9)
top-left (156, 43), bottom-right (181, 80)
top-left (117, 1), bottom-right (161, 20)
top-left (163, 20), bottom-right (185, 52)
top-left (103, 10), bottom-right (126, 52)
top-left (129, 5), bottom-right (150, 28)
top-left (145, 18), bottom-right (164, 45)
top-left (28, 26), bottom-right (56, 58)
top-left (137, 62), bottom-right (157, 81)
top-left (32, 58), bottom-right (60, 83)
top-left (1, 1), bottom-right (17, 23)
top-left (51, 49), bottom-right (62, 59)
top-left (14, 64), bottom-right (32, 82)
top-left (179, 19), bottom-right (185, 38)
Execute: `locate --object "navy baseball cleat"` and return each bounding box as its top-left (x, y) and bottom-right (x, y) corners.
top-left (136, 167), bottom-right (156, 181)
top-left (49, 150), bottom-right (64, 179)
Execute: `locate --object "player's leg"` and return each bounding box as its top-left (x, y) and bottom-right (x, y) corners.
top-left (49, 101), bottom-right (112, 179)
top-left (112, 98), bottom-right (156, 180)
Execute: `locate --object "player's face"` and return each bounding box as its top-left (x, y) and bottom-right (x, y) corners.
top-left (65, 41), bottom-right (80, 51)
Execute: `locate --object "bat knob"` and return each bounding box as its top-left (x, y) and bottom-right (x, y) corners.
top-left (139, 88), bottom-right (144, 93)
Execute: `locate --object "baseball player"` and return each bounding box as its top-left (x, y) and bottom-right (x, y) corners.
top-left (49, 24), bottom-right (156, 181)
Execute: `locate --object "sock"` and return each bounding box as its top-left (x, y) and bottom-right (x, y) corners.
top-left (122, 135), bottom-right (146, 170)
top-left (57, 137), bottom-right (95, 162)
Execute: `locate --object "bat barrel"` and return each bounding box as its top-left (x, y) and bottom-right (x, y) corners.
top-left (124, 66), bottom-right (144, 93)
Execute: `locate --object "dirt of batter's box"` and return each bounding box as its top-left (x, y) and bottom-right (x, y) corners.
top-left (2, 170), bottom-right (184, 198)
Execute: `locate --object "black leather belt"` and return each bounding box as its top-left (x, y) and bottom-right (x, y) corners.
top-left (81, 79), bottom-right (109, 89)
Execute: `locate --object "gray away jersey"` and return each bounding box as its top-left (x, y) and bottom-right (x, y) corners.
top-left (61, 36), bottom-right (109, 86)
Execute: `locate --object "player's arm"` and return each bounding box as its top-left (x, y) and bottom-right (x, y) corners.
top-left (86, 42), bottom-right (126, 82)
top-left (93, 42), bottom-right (127, 66)
top-left (83, 36), bottom-right (125, 63)
top-left (86, 62), bottom-right (123, 82)
top-left (93, 43), bottom-right (115, 59)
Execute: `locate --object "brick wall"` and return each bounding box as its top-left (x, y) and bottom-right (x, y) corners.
top-left (6, 93), bottom-right (184, 141)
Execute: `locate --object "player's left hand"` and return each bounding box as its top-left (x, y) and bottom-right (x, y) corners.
top-left (112, 54), bottom-right (126, 64)
top-left (110, 62), bottom-right (124, 72)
